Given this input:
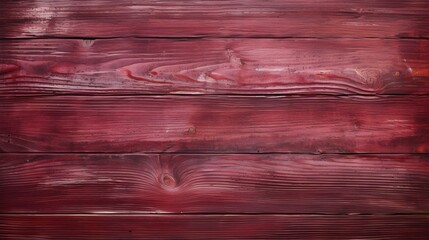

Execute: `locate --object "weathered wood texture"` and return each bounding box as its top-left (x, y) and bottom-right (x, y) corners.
top-left (1, 215), bottom-right (428, 240)
top-left (1, 39), bottom-right (428, 95)
top-left (1, 154), bottom-right (428, 213)
top-left (1, 95), bottom-right (428, 153)
top-left (1, 0), bottom-right (429, 38)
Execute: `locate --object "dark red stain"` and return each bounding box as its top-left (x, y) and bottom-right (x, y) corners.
top-left (1, 38), bottom-right (427, 95)
top-left (1, 0), bottom-right (429, 38)
top-left (1, 95), bottom-right (428, 153)
top-left (0, 154), bottom-right (428, 214)
top-left (1, 215), bottom-right (428, 239)
top-left (0, 63), bottom-right (20, 75)
top-left (0, 1), bottom-right (428, 239)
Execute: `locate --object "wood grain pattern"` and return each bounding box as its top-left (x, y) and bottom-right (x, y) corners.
top-left (0, 154), bottom-right (428, 213)
top-left (1, 214), bottom-right (428, 239)
top-left (1, 0), bottom-right (429, 38)
top-left (1, 39), bottom-right (429, 95)
top-left (1, 1), bottom-right (428, 238)
top-left (1, 95), bottom-right (428, 153)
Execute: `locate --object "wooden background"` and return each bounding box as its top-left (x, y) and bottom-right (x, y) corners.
top-left (1, 0), bottom-right (428, 239)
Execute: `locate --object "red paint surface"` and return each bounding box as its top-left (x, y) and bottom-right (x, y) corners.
top-left (1, 215), bottom-right (428, 239)
top-left (0, 39), bottom-right (428, 95)
top-left (1, 0), bottom-right (429, 38)
top-left (0, 154), bottom-right (428, 213)
top-left (1, 1), bottom-right (428, 239)
top-left (1, 95), bottom-right (428, 153)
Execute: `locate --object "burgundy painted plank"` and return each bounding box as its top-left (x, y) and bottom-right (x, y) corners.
top-left (1, 95), bottom-right (428, 153)
top-left (1, 214), bottom-right (428, 239)
top-left (1, 39), bottom-right (428, 95)
top-left (0, 154), bottom-right (428, 213)
top-left (0, 96), bottom-right (429, 153)
top-left (1, 0), bottom-right (429, 38)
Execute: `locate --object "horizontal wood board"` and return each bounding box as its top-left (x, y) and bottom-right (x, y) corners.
top-left (1, 95), bottom-right (428, 153)
top-left (1, 0), bottom-right (429, 38)
top-left (1, 39), bottom-right (428, 95)
top-left (0, 154), bottom-right (428, 213)
top-left (0, 215), bottom-right (428, 239)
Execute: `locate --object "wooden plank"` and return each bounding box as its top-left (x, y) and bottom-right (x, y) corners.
top-left (1, 0), bottom-right (429, 38)
top-left (0, 154), bottom-right (428, 213)
top-left (0, 214), bottom-right (428, 239)
top-left (0, 95), bottom-right (428, 153)
top-left (1, 39), bottom-right (428, 95)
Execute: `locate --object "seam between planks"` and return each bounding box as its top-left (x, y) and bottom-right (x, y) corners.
top-left (1, 152), bottom-right (429, 155)
top-left (2, 94), bottom-right (429, 99)
top-left (1, 36), bottom-right (429, 41)
top-left (0, 213), bottom-right (428, 216)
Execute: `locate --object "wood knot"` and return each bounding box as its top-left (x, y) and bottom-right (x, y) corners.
top-left (160, 173), bottom-right (177, 188)
top-left (187, 127), bottom-right (196, 135)
top-left (353, 119), bottom-right (362, 130)
top-left (149, 70), bottom-right (159, 76)
top-left (354, 68), bottom-right (384, 89)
